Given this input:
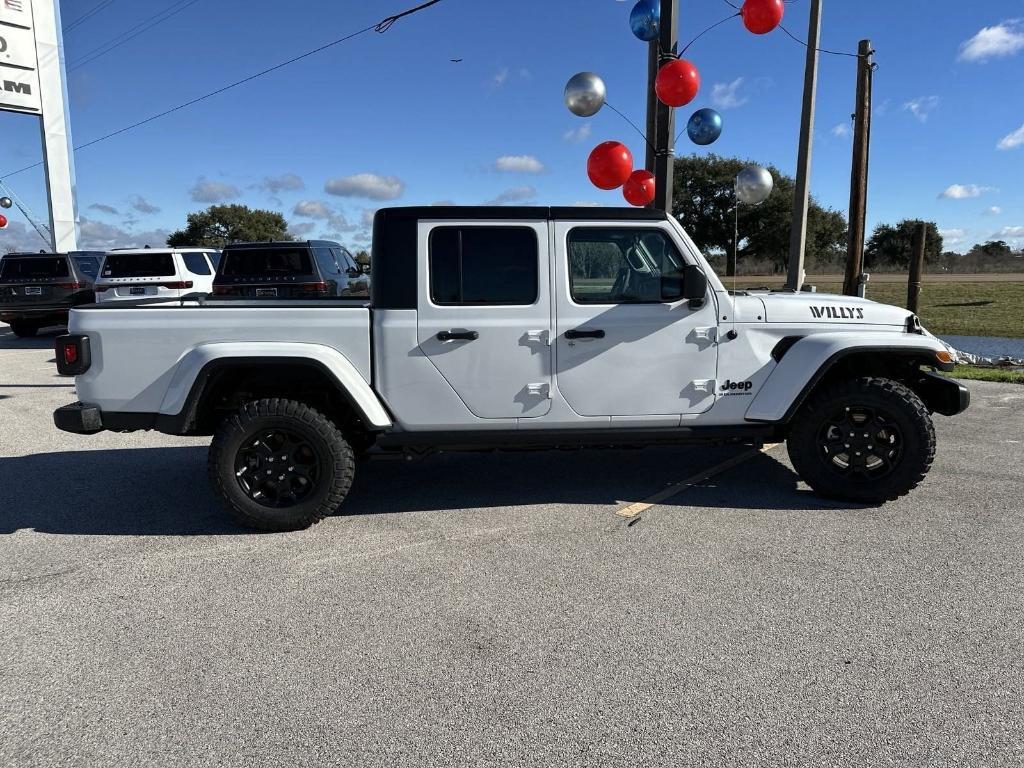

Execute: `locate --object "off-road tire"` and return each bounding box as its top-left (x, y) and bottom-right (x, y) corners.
top-left (208, 398), bottom-right (355, 532)
top-left (787, 377), bottom-right (936, 503)
top-left (9, 321), bottom-right (39, 338)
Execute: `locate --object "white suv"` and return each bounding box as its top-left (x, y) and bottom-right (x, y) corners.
top-left (94, 248), bottom-right (220, 303)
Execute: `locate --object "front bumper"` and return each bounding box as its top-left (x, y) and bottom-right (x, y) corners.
top-left (917, 372), bottom-right (971, 416)
top-left (54, 402), bottom-right (104, 434)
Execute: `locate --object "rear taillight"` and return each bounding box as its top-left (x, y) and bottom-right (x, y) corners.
top-left (160, 281), bottom-right (194, 290)
top-left (55, 334), bottom-right (91, 376)
top-left (57, 282), bottom-right (81, 290)
top-left (299, 282), bottom-right (328, 294)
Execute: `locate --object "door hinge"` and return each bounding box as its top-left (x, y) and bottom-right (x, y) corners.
top-left (692, 379), bottom-right (716, 394)
top-left (693, 326), bottom-right (718, 343)
top-left (526, 382), bottom-right (552, 399)
top-left (525, 329), bottom-right (550, 346)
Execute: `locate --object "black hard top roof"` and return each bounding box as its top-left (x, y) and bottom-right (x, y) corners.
top-left (222, 240), bottom-right (341, 249)
top-left (376, 206), bottom-right (668, 222)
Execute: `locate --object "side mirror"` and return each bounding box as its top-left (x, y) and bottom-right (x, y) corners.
top-left (682, 265), bottom-right (708, 304)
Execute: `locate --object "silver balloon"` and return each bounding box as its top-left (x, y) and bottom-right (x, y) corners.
top-left (735, 165), bottom-right (773, 206)
top-left (0, 197), bottom-right (12, 209)
top-left (564, 72), bottom-right (606, 118)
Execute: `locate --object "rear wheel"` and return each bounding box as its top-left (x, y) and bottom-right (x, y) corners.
top-left (208, 398), bottom-right (355, 531)
top-left (9, 320), bottom-right (39, 338)
top-left (787, 377), bottom-right (936, 503)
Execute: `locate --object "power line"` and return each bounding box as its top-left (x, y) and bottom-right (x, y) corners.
top-left (1, 0), bottom-right (448, 180)
top-left (69, 0), bottom-right (205, 71)
top-left (64, 0), bottom-right (118, 33)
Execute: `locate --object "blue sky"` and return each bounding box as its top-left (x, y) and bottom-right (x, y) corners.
top-left (1, 0), bottom-right (1022, 254)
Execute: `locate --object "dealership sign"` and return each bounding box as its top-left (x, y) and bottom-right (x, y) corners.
top-left (0, 0), bottom-right (43, 114)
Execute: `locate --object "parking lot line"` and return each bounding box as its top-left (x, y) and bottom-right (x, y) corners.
top-left (615, 443), bottom-right (782, 518)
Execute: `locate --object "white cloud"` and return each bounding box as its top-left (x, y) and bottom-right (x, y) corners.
top-left (88, 203), bottom-right (119, 216)
top-left (997, 123), bottom-right (1024, 150)
top-left (563, 123), bottom-right (592, 144)
top-left (831, 122), bottom-right (852, 139)
top-left (259, 173), bottom-right (304, 194)
top-left (290, 222), bottom-right (316, 237)
top-left (903, 96), bottom-right (940, 122)
top-left (360, 209), bottom-right (378, 228)
top-left (492, 67), bottom-right (509, 86)
top-left (993, 226), bottom-right (1024, 238)
top-left (292, 200), bottom-right (333, 219)
top-left (939, 184), bottom-right (996, 200)
top-left (190, 178), bottom-right (240, 203)
top-left (483, 185), bottom-right (537, 206)
top-left (78, 216), bottom-right (170, 250)
top-left (983, 206), bottom-right (1003, 216)
top-left (494, 155), bottom-right (545, 174)
top-left (939, 228), bottom-right (966, 243)
top-left (712, 78), bottom-right (747, 110)
top-left (130, 195), bottom-right (160, 214)
top-left (324, 173), bottom-right (404, 201)
top-left (1, 220), bottom-right (49, 253)
top-left (571, 201), bottom-right (603, 207)
top-left (958, 19), bottom-right (1024, 62)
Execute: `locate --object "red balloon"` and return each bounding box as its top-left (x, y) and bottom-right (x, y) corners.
top-left (587, 141), bottom-right (634, 190)
top-left (623, 170), bottom-right (656, 207)
top-left (741, 0), bottom-right (784, 34)
top-left (0, 214), bottom-right (7, 229)
top-left (655, 59), bottom-right (700, 108)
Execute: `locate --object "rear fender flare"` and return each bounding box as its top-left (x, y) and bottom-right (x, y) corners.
top-left (745, 333), bottom-right (950, 424)
top-left (159, 342), bottom-right (392, 429)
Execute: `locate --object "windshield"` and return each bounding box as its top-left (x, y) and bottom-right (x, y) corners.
top-left (102, 253), bottom-right (175, 278)
top-left (220, 248), bottom-right (313, 278)
top-left (0, 256), bottom-right (70, 280)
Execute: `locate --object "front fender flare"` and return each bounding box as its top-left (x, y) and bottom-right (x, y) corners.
top-left (744, 333), bottom-right (950, 424)
top-left (159, 342), bottom-right (392, 429)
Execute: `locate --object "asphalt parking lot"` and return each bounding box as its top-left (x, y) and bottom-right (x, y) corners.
top-left (1, 325), bottom-right (1022, 767)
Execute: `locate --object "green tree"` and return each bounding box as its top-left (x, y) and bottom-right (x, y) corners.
top-left (671, 154), bottom-right (847, 275)
top-left (865, 220), bottom-right (943, 269)
top-left (167, 204), bottom-right (293, 248)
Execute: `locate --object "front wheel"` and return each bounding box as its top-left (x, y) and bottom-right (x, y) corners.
top-left (208, 398), bottom-right (355, 531)
top-left (9, 320), bottom-right (39, 338)
top-left (787, 377), bottom-right (936, 503)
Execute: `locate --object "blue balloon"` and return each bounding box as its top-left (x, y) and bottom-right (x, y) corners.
top-left (687, 108), bottom-right (723, 146)
top-left (629, 1), bottom-right (660, 42)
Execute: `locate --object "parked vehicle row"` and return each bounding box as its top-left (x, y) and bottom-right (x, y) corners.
top-left (0, 240), bottom-right (370, 336)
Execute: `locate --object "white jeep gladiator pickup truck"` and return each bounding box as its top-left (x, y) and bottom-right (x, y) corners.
top-left (53, 206), bottom-right (969, 531)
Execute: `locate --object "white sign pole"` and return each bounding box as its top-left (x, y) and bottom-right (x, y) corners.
top-left (0, 0), bottom-right (78, 252)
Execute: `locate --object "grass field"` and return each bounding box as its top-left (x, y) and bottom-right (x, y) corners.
top-left (735, 279), bottom-right (1024, 338)
top-left (951, 365), bottom-right (1024, 385)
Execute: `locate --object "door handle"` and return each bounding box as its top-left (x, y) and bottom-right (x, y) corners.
top-left (565, 329), bottom-right (605, 340)
top-left (436, 330), bottom-right (479, 342)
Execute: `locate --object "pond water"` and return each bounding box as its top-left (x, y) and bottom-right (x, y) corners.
top-left (941, 335), bottom-right (1024, 360)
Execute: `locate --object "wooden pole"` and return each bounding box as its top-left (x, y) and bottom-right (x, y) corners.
top-left (645, 42), bottom-right (659, 176)
top-left (785, 0), bottom-right (822, 293)
top-left (843, 40), bottom-right (874, 297)
top-left (907, 222), bottom-right (926, 313)
top-left (651, 0), bottom-right (678, 214)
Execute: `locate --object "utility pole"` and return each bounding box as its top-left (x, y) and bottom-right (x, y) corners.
top-left (645, 0), bottom-right (678, 213)
top-left (785, 0), bottom-right (822, 293)
top-left (907, 222), bottom-right (926, 313)
top-left (843, 40), bottom-right (874, 297)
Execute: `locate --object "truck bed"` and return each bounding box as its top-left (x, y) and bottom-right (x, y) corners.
top-left (70, 300), bottom-right (373, 416)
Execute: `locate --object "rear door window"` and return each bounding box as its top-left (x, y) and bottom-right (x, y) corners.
top-left (429, 227), bottom-right (538, 306)
top-left (102, 253), bottom-right (175, 278)
top-left (182, 252), bottom-right (212, 275)
top-left (0, 257), bottom-right (70, 280)
top-left (313, 247), bottom-right (339, 276)
top-left (220, 248), bottom-right (313, 278)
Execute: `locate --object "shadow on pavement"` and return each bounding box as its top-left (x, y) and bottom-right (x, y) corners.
top-left (0, 326), bottom-right (65, 351)
top-left (0, 443), bottom-right (858, 536)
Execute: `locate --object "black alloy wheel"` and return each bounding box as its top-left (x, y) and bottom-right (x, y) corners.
top-left (234, 428), bottom-right (321, 508)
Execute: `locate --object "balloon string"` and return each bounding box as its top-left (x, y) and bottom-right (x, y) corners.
top-left (679, 13), bottom-right (741, 55)
top-left (605, 101), bottom-right (657, 154)
top-left (778, 23), bottom-right (867, 58)
top-left (732, 182), bottom-right (739, 338)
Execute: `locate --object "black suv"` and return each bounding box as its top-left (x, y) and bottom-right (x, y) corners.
top-left (0, 251), bottom-right (103, 337)
top-left (212, 240), bottom-right (369, 299)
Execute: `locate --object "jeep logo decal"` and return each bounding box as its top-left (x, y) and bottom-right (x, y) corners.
top-left (720, 379), bottom-right (754, 392)
top-left (810, 306), bottom-right (865, 320)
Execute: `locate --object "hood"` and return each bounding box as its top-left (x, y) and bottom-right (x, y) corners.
top-left (754, 291), bottom-right (912, 327)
